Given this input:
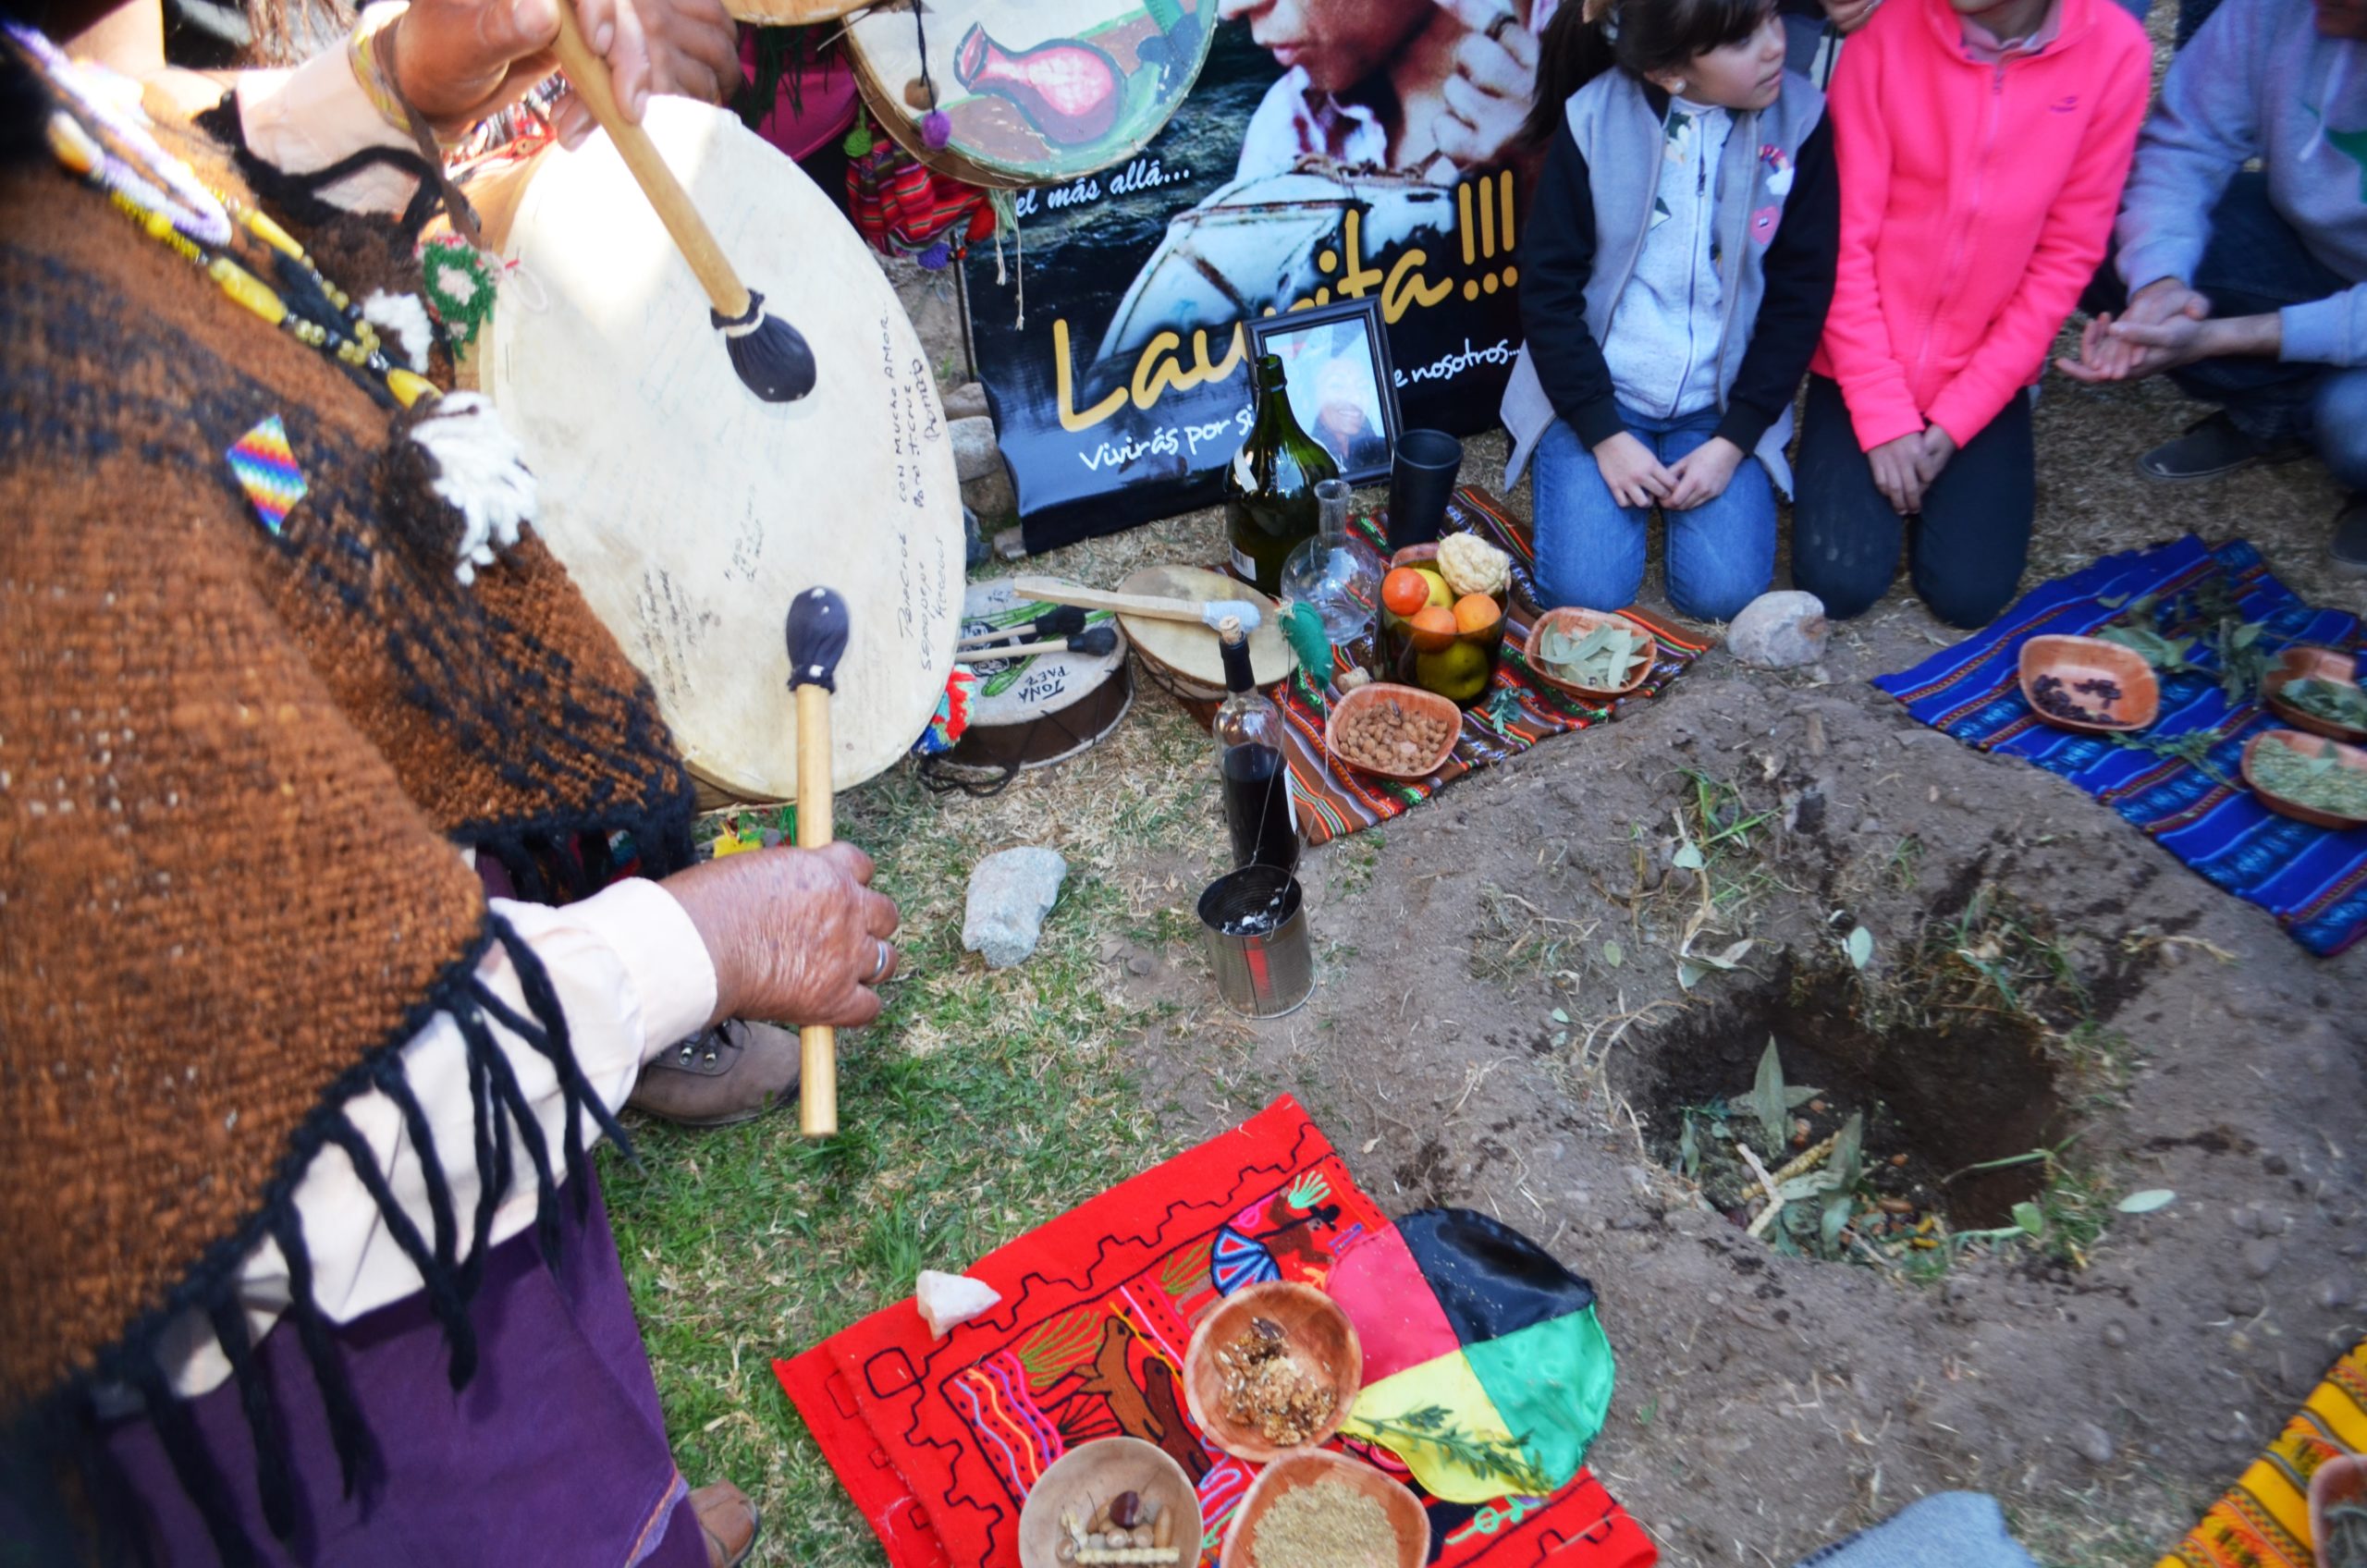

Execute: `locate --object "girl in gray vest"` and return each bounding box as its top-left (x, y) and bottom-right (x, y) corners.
top-left (1500, 0), bottom-right (1837, 623)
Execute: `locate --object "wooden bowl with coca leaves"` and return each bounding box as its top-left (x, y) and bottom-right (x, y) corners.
top-left (2262, 644), bottom-right (2367, 741)
top-left (2242, 729), bottom-right (2367, 830)
top-left (2017, 635), bottom-right (2161, 733)
top-left (1182, 1281), bottom-right (1361, 1464)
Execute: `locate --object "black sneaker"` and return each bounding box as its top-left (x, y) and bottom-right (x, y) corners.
top-left (2137, 412), bottom-right (2310, 483)
top-left (2333, 495), bottom-right (2367, 579)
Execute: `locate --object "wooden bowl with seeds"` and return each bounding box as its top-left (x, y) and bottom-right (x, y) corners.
top-left (1017, 1436), bottom-right (1202, 1568)
top-left (1217, 1448), bottom-right (1429, 1568)
top-left (1182, 1281), bottom-right (1362, 1464)
top-left (1523, 606), bottom-right (1657, 701)
top-left (1325, 681), bottom-right (1461, 780)
top-left (2017, 635), bottom-right (2160, 733)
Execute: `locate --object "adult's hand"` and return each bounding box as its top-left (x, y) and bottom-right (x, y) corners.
top-left (1866, 431), bottom-right (1928, 515)
top-left (663, 842), bottom-right (901, 1031)
top-left (1432, 0), bottom-right (1541, 171)
top-left (1822, 0), bottom-right (1881, 33)
top-left (389, 0), bottom-right (737, 146)
top-left (1663, 435), bottom-right (1745, 511)
top-left (2057, 278), bottom-right (2209, 384)
top-left (1594, 430), bottom-right (1675, 510)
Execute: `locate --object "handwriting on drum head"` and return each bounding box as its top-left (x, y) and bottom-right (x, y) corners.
top-left (884, 312), bottom-right (951, 668)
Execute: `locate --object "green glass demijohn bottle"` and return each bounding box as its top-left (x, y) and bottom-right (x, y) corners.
top-left (1224, 353), bottom-right (1341, 598)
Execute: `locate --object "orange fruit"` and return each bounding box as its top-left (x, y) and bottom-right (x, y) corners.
top-left (1453, 593), bottom-right (1500, 634)
top-left (1409, 605), bottom-right (1458, 651)
top-left (1381, 568), bottom-right (1431, 619)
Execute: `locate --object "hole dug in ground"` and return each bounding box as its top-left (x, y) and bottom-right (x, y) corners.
top-left (1621, 957), bottom-right (2073, 1267)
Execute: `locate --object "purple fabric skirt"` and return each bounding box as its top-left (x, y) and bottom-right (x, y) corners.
top-left (105, 1173), bottom-right (705, 1567)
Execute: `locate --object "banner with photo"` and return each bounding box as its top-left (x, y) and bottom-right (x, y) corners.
top-left (964, 5), bottom-right (1541, 553)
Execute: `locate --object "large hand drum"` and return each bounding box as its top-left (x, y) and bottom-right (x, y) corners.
top-left (466, 99), bottom-right (963, 802)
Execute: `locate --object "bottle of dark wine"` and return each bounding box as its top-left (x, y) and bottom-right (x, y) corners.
top-left (1224, 353), bottom-right (1340, 599)
top-left (1213, 619), bottom-right (1299, 873)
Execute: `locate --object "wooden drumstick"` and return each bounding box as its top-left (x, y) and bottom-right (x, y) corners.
top-left (786, 586), bottom-right (850, 1137)
top-left (1010, 575), bottom-right (1267, 632)
top-left (548, 3), bottom-right (817, 402)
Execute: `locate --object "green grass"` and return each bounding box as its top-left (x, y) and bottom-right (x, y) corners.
top-left (604, 672), bottom-right (1219, 1562)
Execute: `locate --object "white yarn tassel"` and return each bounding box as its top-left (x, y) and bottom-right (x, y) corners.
top-left (362, 289), bottom-right (434, 373)
top-left (407, 392), bottom-right (536, 584)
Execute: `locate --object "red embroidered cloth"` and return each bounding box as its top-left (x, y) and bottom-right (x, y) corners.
top-left (776, 1099), bottom-right (1657, 1567)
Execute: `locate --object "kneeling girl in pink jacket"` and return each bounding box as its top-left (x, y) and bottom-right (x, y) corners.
top-left (1794, 0), bottom-right (2148, 628)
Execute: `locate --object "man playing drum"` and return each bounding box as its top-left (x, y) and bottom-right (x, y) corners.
top-left (0, 0), bottom-right (886, 1559)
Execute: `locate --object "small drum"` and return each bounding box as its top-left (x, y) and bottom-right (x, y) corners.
top-left (461, 100), bottom-right (963, 802)
top-left (933, 580), bottom-right (1133, 786)
top-left (846, 0), bottom-right (1215, 190)
top-left (1119, 566), bottom-right (1294, 704)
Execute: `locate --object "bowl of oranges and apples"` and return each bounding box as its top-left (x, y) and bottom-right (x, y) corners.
top-left (1375, 540), bottom-right (1511, 708)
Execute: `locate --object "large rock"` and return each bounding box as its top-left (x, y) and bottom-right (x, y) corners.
top-left (942, 381), bottom-right (989, 421)
top-left (963, 847), bottom-right (1068, 968)
top-left (1727, 591), bottom-right (1830, 669)
top-left (950, 415), bottom-right (1000, 484)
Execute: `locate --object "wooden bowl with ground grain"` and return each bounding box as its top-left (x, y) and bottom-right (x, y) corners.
top-left (1217, 1448), bottom-right (1428, 1568)
top-left (1324, 681), bottom-right (1460, 780)
top-left (1523, 606), bottom-right (1657, 702)
top-left (1017, 1436), bottom-right (1202, 1568)
top-left (1183, 1282), bottom-right (1361, 1463)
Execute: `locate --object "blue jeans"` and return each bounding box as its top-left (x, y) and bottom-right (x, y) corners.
top-left (1530, 406), bottom-right (1777, 623)
top-left (2089, 171), bottom-right (2367, 490)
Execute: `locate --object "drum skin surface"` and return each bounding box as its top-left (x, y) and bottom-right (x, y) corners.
top-left (475, 100), bottom-right (963, 802)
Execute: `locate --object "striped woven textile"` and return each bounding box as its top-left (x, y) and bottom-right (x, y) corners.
top-left (1249, 486), bottom-right (1711, 849)
top-left (1870, 536), bottom-right (2367, 956)
top-left (2160, 1339), bottom-right (2366, 1568)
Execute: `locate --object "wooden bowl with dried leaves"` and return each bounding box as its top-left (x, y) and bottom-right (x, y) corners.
top-left (1016, 1436), bottom-right (1201, 1568)
top-left (1182, 1281), bottom-right (1361, 1464)
top-left (1523, 607), bottom-right (1657, 701)
top-left (1216, 1448), bottom-right (1428, 1568)
top-left (2242, 729), bottom-right (2367, 830)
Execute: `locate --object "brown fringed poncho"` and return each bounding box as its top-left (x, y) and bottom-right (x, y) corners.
top-left (0, 49), bottom-right (694, 1555)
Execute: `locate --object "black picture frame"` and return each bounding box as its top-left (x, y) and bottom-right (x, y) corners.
top-left (1245, 297), bottom-right (1402, 485)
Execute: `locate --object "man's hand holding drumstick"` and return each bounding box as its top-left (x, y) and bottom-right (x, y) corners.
top-left (664, 844), bottom-right (902, 1039)
top-left (386, 0), bottom-right (740, 147)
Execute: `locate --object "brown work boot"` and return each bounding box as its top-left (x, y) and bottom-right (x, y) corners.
top-left (628, 1019), bottom-right (800, 1128)
top-left (691, 1479), bottom-right (759, 1568)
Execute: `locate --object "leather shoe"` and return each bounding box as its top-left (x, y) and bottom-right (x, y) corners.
top-left (2334, 494), bottom-right (2367, 579)
top-left (629, 1019), bottom-right (800, 1128)
top-left (2137, 412), bottom-right (2308, 483)
top-left (691, 1479), bottom-right (760, 1568)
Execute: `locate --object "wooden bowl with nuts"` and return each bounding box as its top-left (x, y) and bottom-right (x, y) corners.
top-left (1182, 1281), bottom-right (1363, 1463)
top-left (1324, 681), bottom-right (1461, 780)
top-left (1017, 1436), bottom-right (1202, 1568)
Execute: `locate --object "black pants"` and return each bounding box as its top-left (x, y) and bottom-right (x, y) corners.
top-left (1791, 374), bottom-right (2036, 629)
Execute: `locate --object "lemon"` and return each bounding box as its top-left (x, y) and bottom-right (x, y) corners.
top-left (1414, 567), bottom-right (1453, 609)
top-left (1416, 642), bottom-right (1490, 702)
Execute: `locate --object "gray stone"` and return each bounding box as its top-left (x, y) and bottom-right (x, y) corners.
top-left (942, 381), bottom-right (989, 421)
top-left (963, 506), bottom-right (989, 570)
top-left (993, 525), bottom-right (1028, 562)
top-left (2071, 1420), bottom-right (2116, 1466)
top-left (2318, 1278), bottom-right (2354, 1311)
top-left (2102, 1321), bottom-right (2128, 1350)
top-left (962, 847), bottom-right (1069, 969)
top-left (1728, 592), bottom-right (1831, 668)
top-left (963, 461), bottom-right (1016, 523)
top-left (950, 415), bottom-right (1001, 483)
top-left (2242, 1238), bottom-right (2281, 1279)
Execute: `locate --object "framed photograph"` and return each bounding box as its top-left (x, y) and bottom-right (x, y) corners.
top-left (1246, 298), bottom-right (1402, 485)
